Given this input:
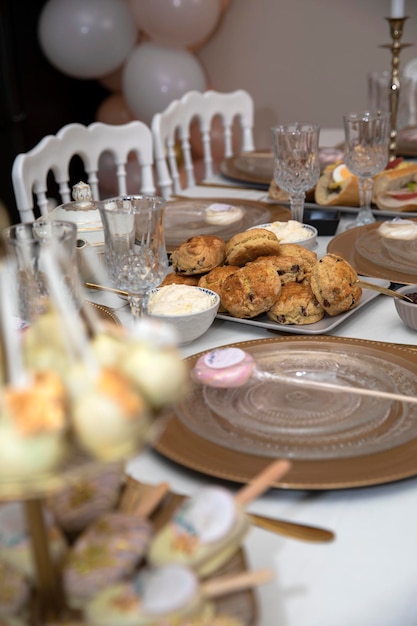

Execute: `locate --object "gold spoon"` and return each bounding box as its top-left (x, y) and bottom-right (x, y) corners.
top-left (85, 282), bottom-right (129, 297)
top-left (356, 279), bottom-right (414, 303)
top-left (85, 280), bottom-right (414, 304)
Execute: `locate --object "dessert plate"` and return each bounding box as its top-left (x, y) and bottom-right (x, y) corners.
top-left (216, 275), bottom-right (390, 335)
top-left (153, 337), bottom-right (417, 490)
top-left (328, 221), bottom-right (417, 283)
top-left (164, 198), bottom-right (276, 250)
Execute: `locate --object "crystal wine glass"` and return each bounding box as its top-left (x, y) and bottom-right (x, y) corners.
top-left (343, 111), bottom-right (390, 229)
top-left (271, 123), bottom-right (320, 223)
top-left (98, 195), bottom-right (168, 319)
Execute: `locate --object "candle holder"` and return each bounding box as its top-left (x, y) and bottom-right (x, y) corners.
top-left (381, 17), bottom-right (413, 159)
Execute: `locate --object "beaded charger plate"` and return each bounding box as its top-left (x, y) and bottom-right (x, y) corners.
top-left (327, 220), bottom-right (417, 284)
top-left (153, 336), bottom-right (417, 490)
top-left (219, 152), bottom-right (274, 187)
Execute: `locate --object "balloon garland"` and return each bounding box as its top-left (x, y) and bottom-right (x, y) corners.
top-left (38, 0), bottom-right (234, 193)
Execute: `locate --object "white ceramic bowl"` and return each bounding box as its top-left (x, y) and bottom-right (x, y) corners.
top-left (394, 284), bottom-right (417, 331)
top-left (148, 287), bottom-right (220, 345)
top-left (249, 221), bottom-right (318, 250)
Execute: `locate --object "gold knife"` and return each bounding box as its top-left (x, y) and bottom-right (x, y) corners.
top-left (248, 513), bottom-right (335, 543)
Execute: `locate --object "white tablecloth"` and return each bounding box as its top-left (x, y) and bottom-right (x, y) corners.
top-left (87, 186), bottom-right (417, 626)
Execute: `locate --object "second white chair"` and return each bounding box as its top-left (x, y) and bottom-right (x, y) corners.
top-left (151, 89), bottom-right (255, 199)
top-left (12, 120), bottom-right (156, 223)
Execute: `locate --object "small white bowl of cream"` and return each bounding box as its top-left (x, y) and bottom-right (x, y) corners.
top-left (248, 220), bottom-right (318, 249)
top-left (148, 285), bottom-right (220, 345)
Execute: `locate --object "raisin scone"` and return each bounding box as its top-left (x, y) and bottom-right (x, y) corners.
top-left (171, 235), bottom-right (226, 275)
top-left (221, 263), bottom-right (281, 318)
top-left (198, 265), bottom-right (240, 312)
top-left (310, 253), bottom-right (362, 316)
top-left (159, 273), bottom-right (201, 287)
top-left (278, 243), bottom-right (318, 274)
top-left (249, 254), bottom-right (305, 284)
top-left (225, 228), bottom-right (281, 266)
top-left (267, 281), bottom-right (324, 325)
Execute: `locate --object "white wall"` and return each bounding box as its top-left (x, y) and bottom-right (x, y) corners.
top-left (197, 0), bottom-right (417, 148)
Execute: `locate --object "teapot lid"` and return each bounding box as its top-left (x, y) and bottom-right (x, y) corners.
top-left (55, 181), bottom-right (98, 212)
top-left (71, 181), bottom-right (96, 208)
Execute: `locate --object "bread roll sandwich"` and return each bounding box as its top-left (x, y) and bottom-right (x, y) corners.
top-left (372, 163), bottom-right (417, 211)
top-left (315, 162), bottom-right (360, 207)
top-left (315, 158), bottom-right (411, 208)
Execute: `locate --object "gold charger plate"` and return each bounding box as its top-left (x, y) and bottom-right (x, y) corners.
top-left (164, 197), bottom-right (290, 251)
top-left (84, 300), bottom-right (121, 326)
top-left (219, 153), bottom-right (273, 186)
top-left (327, 221), bottom-right (417, 284)
top-left (154, 336), bottom-right (417, 490)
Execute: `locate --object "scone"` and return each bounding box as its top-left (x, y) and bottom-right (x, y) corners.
top-left (221, 263), bottom-right (281, 318)
top-left (278, 244), bottom-right (318, 274)
top-left (267, 282), bottom-right (324, 325)
top-left (159, 273), bottom-right (200, 287)
top-left (225, 228), bottom-right (281, 266)
top-left (198, 265), bottom-right (240, 312)
top-left (249, 254), bottom-right (305, 284)
top-left (310, 253), bottom-right (362, 316)
top-left (171, 235), bottom-right (226, 275)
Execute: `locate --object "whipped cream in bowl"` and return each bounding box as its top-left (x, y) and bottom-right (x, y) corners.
top-left (248, 220), bottom-right (318, 249)
top-left (148, 285), bottom-right (220, 345)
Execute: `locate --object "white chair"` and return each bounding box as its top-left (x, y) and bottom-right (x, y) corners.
top-left (12, 121), bottom-right (156, 223)
top-left (152, 89), bottom-right (255, 199)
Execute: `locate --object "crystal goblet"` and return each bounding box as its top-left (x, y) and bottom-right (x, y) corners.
top-left (271, 123), bottom-right (320, 223)
top-left (98, 195), bottom-right (168, 319)
top-left (343, 111), bottom-right (390, 229)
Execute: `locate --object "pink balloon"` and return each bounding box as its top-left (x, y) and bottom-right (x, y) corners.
top-left (98, 65), bottom-right (125, 92)
top-left (122, 43), bottom-right (207, 125)
top-left (220, 0), bottom-right (234, 12)
top-left (127, 0), bottom-right (221, 48)
top-left (38, 0), bottom-right (137, 79)
top-left (95, 94), bottom-right (135, 125)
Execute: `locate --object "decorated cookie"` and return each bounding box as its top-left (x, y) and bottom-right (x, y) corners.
top-left (148, 486), bottom-right (249, 577)
top-left (85, 564), bottom-right (214, 626)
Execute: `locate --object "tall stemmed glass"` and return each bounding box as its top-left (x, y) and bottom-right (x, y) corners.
top-left (99, 195), bottom-right (168, 319)
top-left (343, 111), bottom-right (390, 229)
top-left (271, 123), bottom-right (320, 223)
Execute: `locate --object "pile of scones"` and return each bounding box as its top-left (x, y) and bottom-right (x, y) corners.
top-left (161, 227), bottom-right (363, 325)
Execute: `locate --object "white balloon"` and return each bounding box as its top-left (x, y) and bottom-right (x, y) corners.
top-left (122, 43), bottom-right (207, 125)
top-left (127, 0), bottom-right (221, 48)
top-left (38, 0), bottom-right (137, 79)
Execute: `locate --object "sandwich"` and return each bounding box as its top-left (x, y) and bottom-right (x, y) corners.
top-left (372, 163), bottom-right (417, 211)
top-left (314, 162), bottom-right (359, 206)
top-left (315, 158), bottom-right (410, 207)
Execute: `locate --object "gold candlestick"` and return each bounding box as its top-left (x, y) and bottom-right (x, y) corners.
top-left (381, 17), bottom-right (412, 160)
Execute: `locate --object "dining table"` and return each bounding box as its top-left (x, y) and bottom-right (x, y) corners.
top-left (85, 160), bottom-right (417, 626)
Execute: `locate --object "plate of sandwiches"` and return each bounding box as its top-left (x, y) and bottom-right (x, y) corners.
top-left (268, 158), bottom-right (417, 218)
